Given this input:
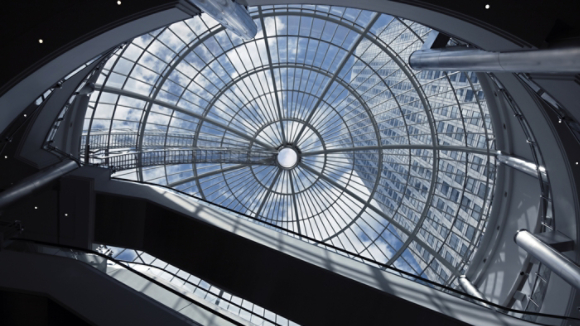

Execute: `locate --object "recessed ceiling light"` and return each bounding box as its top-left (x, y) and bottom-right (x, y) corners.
top-left (38, 39), bottom-right (43, 44)
top-left (117, 1), bottom-right (121, 5)
top-left (34, 206), bottom-right (38, 210)
top-left (485, 4), bottom-right (490, 9)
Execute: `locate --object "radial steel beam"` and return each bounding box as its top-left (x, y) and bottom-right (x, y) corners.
top-left (409, 47), bottom-right (580, 73)
top-left (258, 7), bottom-right (286, 144)
top-left (288, 171), bottom-right (302, 235)
top-left (302, 144), bottom-right (492, 156)
top-left (299, 162), bottom-right (458, 274)
top-left (293, 13), bottom-right (380, 143)
top-left (0, 160), bottom-right (78, 209)
top-left (94, 85), bottom-right (274, 150)
top-left (253, 169), bottom-right (283, 219)
top-left (515, 229), bottom-right (580, 291)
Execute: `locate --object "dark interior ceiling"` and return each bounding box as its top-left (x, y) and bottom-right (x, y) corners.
top-left (392, 0), bottom-right (580, 48)
top-left (2, 0), bottom-right (580, 99)
top-left (0, 0), bottom-right (193, 98)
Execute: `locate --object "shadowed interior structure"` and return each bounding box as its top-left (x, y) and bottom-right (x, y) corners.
top-left (1, 1), bottom-right (580, 325)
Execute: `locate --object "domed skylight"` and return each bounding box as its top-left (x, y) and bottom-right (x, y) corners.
top-left (82, 4), bottom-right (496, 287)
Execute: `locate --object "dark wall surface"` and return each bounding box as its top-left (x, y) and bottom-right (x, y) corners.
top-left (0, 289), bottom-right (93, 326)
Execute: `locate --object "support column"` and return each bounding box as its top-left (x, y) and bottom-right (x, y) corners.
top-left (188, 0), bottom-right (256, 39)
top-left (458, 275), bottom-right (491, 309)
top-left (409, 47), bottom-right (580, 73)
top-left (515, 229), bottom-right (580, 291)
top-left (0, 160), bottom-right (78, 209)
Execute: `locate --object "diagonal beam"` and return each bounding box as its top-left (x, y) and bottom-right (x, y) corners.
top-left (253, 168), bottom-right (283, 219)
top-left (299, 162), bottom-right (458, 274)
top-left (95, 85), bottom-right (275, 150)
top-left (288, 171), bottom-right (302, 235)
top-left (293, 14), bottom-right (380, 143)
top-left (302, 145), bottom-right (493, 156)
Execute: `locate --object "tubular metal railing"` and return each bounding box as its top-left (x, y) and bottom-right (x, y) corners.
top-left (10, 240), bottom-right (285, 326)
top-left (94, 245), bottom-right (296, 326)
top-left (82, 132), bottom-right (250, 150)
top-left (488, 73), bottom-right (556, 323)
top-left (85, 148), bottom-right (276, 171)
top-left (108, 178), bottom-right (580, 326)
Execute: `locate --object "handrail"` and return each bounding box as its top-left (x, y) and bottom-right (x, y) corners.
top-left (122, 260), bottom-right (281, 326)
top-left (489, 73), bottom-right (556, 319)
top-left (110, 178), bottom-right (580, 323)
top-left (11, 239), bottom-right (250, 326)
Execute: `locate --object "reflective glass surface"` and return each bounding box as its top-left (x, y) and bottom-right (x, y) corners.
top-left (83, 5), bottom-right (496, 286)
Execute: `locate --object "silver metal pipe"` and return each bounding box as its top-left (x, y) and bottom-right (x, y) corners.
top-left (187, 0), bottom-right (256, 40)
top-left (409, 47), bottom-right (580, 73)
top-left (0, 160), bottom-right (78, 209)
top-left (515, 229), bottom-right (580, 291)
top-left (458, 275), bottom-right (491, 309)
top-left (496, 152), bottom-right (547, 181)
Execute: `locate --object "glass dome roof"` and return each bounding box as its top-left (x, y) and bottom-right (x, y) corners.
top-left (83, 4), bottom-right (496, 286)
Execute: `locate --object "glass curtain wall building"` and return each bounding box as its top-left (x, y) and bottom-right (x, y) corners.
top-left (80, 5), bottom-right (496, 288)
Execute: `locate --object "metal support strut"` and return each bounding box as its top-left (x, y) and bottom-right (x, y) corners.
top-left (409, 47), bottom-right (580, 73)
top-left (0, 160), bottom-right (78, 209)
top-left (458, 275), bottom-right (491, 309)
top-left (496, 152), bottom-right (547, 181)
top-left (515, 229), bottom-right (580, 291)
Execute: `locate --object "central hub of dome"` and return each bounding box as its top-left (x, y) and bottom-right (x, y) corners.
top-left (277, 148), bottom-right (298, 169)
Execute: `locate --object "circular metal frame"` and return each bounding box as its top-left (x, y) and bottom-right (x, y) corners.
top-left (84, 5), bottom-right (497, 285)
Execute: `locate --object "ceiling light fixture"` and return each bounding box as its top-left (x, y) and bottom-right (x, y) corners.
top-left (277, 148), bottom-right (298, 169)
